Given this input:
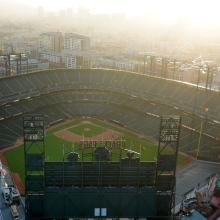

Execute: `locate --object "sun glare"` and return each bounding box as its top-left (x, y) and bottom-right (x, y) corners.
top-left (15, 0), bottom-right (220, 27)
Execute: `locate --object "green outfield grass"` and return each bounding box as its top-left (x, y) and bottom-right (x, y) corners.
top-left (4, 118), bottom-right (190, 183)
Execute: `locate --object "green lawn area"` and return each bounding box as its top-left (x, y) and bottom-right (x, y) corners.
top-left (68, 122), bottom-right (106, 137)
top-left (4, 118), bottom-right (190, 183)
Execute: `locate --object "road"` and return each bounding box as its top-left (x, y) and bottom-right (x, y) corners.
top-left (0, 188), bottom-right (25, 220)
top-left (0, 163), bottom-right (25, 220)
top-left (176, 160), bottom-right (220, 204)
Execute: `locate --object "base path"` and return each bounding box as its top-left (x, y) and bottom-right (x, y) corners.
top-left (55, 129), bottom-right (122, 143)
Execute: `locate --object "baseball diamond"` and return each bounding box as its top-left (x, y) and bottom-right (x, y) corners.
top-left (3, 118), bottom-right (190, 186)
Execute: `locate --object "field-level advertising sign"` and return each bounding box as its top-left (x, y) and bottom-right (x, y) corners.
top-left (160, 116), bottom-right (181, 143)
top-left (23, 114), bottom-right (44, 141)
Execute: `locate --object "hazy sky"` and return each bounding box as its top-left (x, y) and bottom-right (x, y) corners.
top-left (2, 0), bottom-right (220, 27)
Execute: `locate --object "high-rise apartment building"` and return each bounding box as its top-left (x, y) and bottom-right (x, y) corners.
top-left (39, 32), bottom-right (64, 65)
top-left (39, 32), bottom-right (90, 67)
top-left (63, 33), bottom-right (90, 68)
top-left (39, 32), bottom-right (63, 53)
top-left (64, 33), bottom-right (90, 51)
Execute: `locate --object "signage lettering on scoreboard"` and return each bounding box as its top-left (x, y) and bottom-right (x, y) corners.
top-left (160, 116), bottom-right (181, 143)
top-left (23, 114), bottom-right (44, 141)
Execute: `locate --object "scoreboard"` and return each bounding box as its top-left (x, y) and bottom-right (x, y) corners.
top-left (23, 114), bottom-right (44, 141)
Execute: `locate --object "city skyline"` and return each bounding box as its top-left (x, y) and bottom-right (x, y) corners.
top-left (1, 0), bottom-right (220, 27)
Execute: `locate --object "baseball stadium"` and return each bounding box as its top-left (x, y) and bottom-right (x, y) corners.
top-left (0, 68), bottom-right (220, 219)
